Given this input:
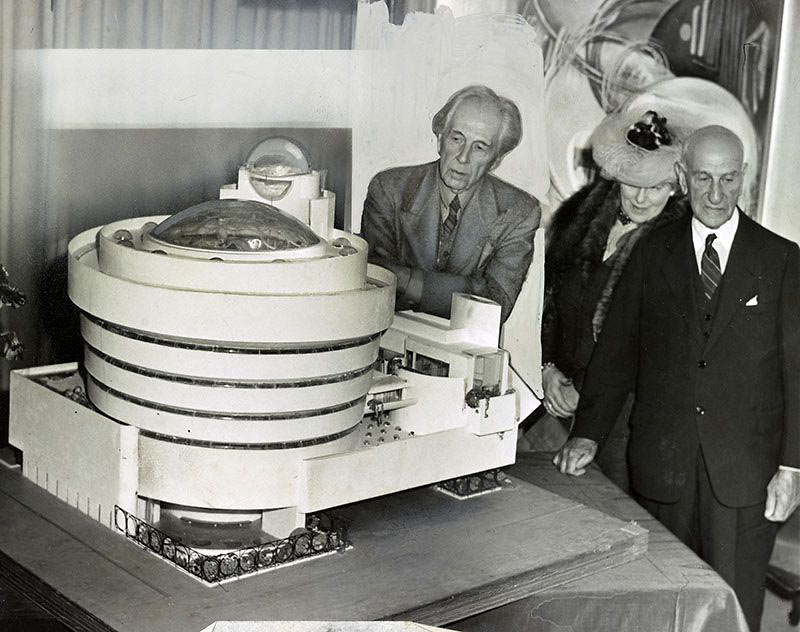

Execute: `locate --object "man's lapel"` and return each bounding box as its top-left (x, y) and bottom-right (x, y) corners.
top-left (704, 212), bottom-right (761, 353)
top-left (449, 176), bottom-right (496, 270)
top-left (399, 163), bottom-right (440, 268)
top-left (661, 219), bottom-right (704, 348)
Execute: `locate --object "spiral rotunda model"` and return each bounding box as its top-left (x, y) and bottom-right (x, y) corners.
top-left (67, 199), bottom-right (395, 538)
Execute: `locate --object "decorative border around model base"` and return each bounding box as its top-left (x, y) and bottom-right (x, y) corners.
top-left (114, 507), bottom-right (350, 584)
top-left (434, 469), bottom-right (513, 499)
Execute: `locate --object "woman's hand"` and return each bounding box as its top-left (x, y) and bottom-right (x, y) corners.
top-left (552, 437), bottom-right (598, 476)
top-left (542, 365), bottom-right (580, 418)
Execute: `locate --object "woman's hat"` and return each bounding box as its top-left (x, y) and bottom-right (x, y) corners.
top-left (624, 77), bottom-right (758, 211)
top-left (590, 108), bottom-right (689, 187)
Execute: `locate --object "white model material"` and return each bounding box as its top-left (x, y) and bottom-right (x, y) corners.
top-left (219, 137), bottom-right (336, 239)
top-left (9, 364), bottom-right (138, 525)
top-left (220, 167), bottom-right (335, 237)
top-left (10, 195), bottom-right (531, 564)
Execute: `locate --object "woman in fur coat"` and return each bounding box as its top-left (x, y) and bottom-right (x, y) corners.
top-left (522, 110), bottom-right (690, 491)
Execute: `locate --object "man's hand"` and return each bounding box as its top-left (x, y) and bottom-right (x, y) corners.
top-left (542, 365), bottom-right (580, 418)
top-left (552, 437), bottom-right (598, 476)
top-left (765, 468), bottom-right (800, 522)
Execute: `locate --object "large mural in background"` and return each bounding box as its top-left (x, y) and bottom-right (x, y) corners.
top-left (388, 0), bottom-right (781, 216)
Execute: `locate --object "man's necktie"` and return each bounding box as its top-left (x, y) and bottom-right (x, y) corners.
top-left (441, 195), bottom-right (460, 244)
top-left (701, 233), bottom-right (722, 302)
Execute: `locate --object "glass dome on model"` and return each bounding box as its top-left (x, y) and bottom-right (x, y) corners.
top-left (141, 199), bottom-right (326, 260)
top-left (245, 137), bottom-right (312, 200)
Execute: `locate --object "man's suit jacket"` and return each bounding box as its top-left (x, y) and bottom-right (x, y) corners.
top-left (361, 161), bottom-right (540, 320)
top-left (572, 212), bottom-right (800, 507)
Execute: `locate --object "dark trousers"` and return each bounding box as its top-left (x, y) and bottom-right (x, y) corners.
top-left (637, 449), bottom-right (778, 632)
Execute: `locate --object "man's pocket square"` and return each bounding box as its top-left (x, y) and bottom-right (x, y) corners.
top-left (745, 295), bottom-right (759, 306)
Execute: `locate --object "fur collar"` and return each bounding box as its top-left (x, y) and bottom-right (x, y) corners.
top-left (544, 178), bottom-right (690, 340)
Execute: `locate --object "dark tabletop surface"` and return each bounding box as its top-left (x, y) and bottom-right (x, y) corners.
top-left (0, 450), bottom-right (748, 632)
top-left (450, 451), bottom-right (750, 632)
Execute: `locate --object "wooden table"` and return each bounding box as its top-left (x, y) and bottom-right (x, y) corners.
top-left (0, 460), bottom-right (645, 632)
top-left (450, 452), bottom-right (751, 632)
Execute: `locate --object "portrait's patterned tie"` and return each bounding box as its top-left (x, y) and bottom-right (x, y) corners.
top-left (701, 233), bottom-right (722, 302)
top-left (441, 195), bottom-right (460, 244)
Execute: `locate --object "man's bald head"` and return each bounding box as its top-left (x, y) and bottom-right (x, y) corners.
top-left (682, 125), bottom-right (744, 168)
top-left (676, 125), bottom-right (747, 229)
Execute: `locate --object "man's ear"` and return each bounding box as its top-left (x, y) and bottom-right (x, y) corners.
top-left (675, 161), bottom-right (688, 195)
top-left (489, 149), bottom-right (505, 172)
top-left (741, 162), bottom-right (749, 177)
top-left (436, 134), bottom-right (444, 157)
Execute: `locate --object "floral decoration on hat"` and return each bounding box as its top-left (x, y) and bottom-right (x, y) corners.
top-left (591, 109), bottom-right (687, 187)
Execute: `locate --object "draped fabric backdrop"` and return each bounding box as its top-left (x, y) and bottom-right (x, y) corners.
top-left (0, 0), bottom-right (356, 391)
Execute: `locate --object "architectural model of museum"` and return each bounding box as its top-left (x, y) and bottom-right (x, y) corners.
top-left (9, 139), bottom-right (528, 582)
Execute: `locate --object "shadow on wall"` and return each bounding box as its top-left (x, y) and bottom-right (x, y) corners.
top-left (37, 254), bottom-right (81, 366)
top-left (46, 127), bottom-right (352, 238)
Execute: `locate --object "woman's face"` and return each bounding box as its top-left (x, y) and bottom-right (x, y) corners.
top-left (619, 182), bottom-right (673, 224)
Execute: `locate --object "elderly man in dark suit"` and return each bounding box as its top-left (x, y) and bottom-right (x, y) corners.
top-left (554, 125), bottom-right (800, 632)
top-left (361, 85), bottom-right (541, 322)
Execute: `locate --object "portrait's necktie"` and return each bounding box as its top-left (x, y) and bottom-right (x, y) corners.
top-left (441, 195), bottom-right (460, 243)
top-left (701, 233), bottom-right (722, 302)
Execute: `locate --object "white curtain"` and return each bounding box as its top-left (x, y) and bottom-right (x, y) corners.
top-left (46, 0), bottom-right (356, 49)
top-left (0, 0), bottom-right (357, 390)
top-left (0, 2), bottom-right (52, 389)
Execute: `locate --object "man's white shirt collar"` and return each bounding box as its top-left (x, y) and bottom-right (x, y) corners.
top-left (691, 209), bottom-right (740, 275)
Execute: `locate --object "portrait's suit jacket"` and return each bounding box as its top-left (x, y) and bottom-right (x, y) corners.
top-left (361, 161), bottom-right (540, 320)
top-left (572, 212), bottom-right (800, 507)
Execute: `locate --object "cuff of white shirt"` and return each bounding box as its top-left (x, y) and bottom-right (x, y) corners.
top-left (779, 465), bottom-right (800, 473)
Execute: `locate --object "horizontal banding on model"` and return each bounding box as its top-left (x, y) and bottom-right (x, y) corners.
top-left (84, 343), bottom-right (374, 388)
top-left (82, 313), bottom-right (383, 355)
